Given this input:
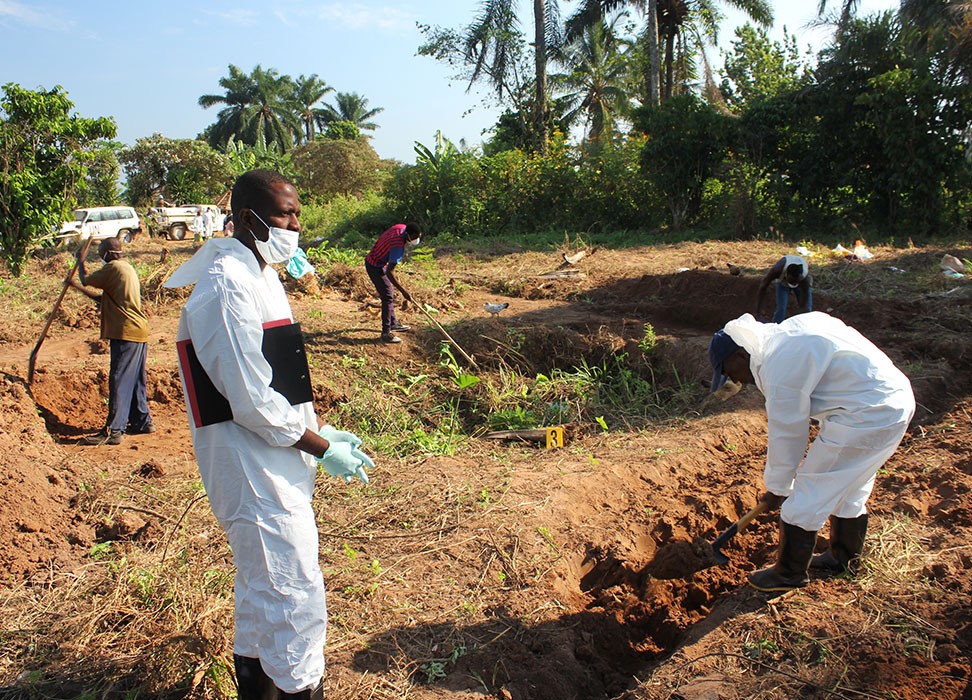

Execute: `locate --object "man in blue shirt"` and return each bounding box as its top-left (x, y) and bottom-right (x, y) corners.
top-left (364, 223), bottom-right (421, 343)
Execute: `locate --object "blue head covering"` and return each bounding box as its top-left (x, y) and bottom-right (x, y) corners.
top-left (708, 329), bottom-right (740, 393)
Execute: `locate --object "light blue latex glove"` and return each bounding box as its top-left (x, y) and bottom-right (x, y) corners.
top-left (286, 247), bottom-right (316, 279)
top-left (317, 441), bottom-right (374, 485)
top-left (318, 424), bottom-right (362, 449)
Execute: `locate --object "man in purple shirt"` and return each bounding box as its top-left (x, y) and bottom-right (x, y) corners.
top-left (364, 223), bottom-right (421, 343)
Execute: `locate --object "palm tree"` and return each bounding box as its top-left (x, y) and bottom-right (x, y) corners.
top-left (199, 65), bottom-right (299, 152)
top-left (899, 0), bottom-right (972, 84)
top-left (462, 0), bottom-right (562, 150)
top-left (564, 0), bottom-right (660, 104)
top-left (291, 74), bottom-right (334, 143)
top-left (655, 0), bottom-right (773, 100)
top-left (552, 17), bottom-right (633, 141)
top-left (318, 92), bottom-right (384, 132)
top-left (816, 0), bottom-right (863, 30)
top-left (566, 0), bottom-right (770, 102)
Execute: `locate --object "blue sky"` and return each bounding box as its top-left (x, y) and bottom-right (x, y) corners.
top-left (1, 0), bottom-right (897, 164)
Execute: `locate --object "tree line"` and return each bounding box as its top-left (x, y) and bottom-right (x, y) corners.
top-left (1, 0), bottom-right (970, 276)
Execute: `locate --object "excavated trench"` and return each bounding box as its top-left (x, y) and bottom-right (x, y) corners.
top-left (21, 267), bottom-right (971, 699)
top-left (373, 270), bottom-right (970, 698)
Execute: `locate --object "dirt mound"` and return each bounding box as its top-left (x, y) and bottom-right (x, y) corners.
top-left (0, 374), bottom-right (91, 581)
top-left (0, 239), bottom-right (970, 699)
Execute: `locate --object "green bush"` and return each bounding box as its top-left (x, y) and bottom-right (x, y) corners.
top-left (386, 131), bottom-right (657, 239)
top-left (298, 190), bottom-right (395, 247)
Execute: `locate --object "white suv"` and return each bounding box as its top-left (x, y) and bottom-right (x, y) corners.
top-left (57, 206), bottom-right (142, 243)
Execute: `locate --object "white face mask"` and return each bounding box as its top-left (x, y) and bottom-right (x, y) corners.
top-left (249, 210), bottom-right (299, 264)
top-left (407, 237), bottom-right (420, 247)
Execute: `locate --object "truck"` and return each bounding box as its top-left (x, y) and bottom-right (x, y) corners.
top-left (56, 206), bottom-right (143, 244)
top-left (148, 204), bottom-right (224, 241)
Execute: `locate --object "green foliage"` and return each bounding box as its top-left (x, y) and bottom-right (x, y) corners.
top-left (77, 140), bottom-right (122, 206)
top-left (297, 190), bottom-right (395, 246)
top-left (322, 120), bottom-right (360, 140)
top-left (0, 83), bottom-right (116, 275)
top-left (635, 94), bottom-right (735, 230)
top-left (487, 405), bottom-right (539, 430)
top-left (385, 130), bottom-right (652, 238)
top-left (719, 24), bottom-right (812, 113)
top-left (729, 12), bottom-right (972, 235)
top-left (119, 135), bottom-right (231, 208)
top-left (291, 137), bottom-right (385, 200)
top-left (292, 73), bottom-right (334, 144)
top-left (199, 64), bottom-right (300, 152)
top-left (439, 344), bottom-right (481, 389)
top-left (384, 132), bottom-right (485, 235)
top-left (318, 92), bottom-right (384, 132)
top-left (638, 323), bottom-right (657, 356)
top-left (304, 240), bottom-right (361, 267)
top-left (224, 138), bottom-right (294, 179)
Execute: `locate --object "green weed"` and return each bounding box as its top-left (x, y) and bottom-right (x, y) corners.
top-left (638, 323), bottom-right (657, 356)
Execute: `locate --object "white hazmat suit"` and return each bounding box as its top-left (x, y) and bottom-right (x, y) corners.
top-left (165, 238), bottom-right (326, 693)
top-left (723, 312), bottom-right (915, 532)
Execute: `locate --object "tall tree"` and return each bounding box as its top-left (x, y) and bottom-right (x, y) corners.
top-left (564, 0), bottom-right (661, 104)
top-left (654, 0), bottom-right (773, 100)
top-left (199, 65), bottom-right (299, 152)
top-left (319, 92), bottom-right (384, 132)
top-left (719, 23), bottom-right (810, 112)
top-left (0, 83), bottom-right (115, 274)
top-left (816, 0), bottom-right (863, 30)
top-left (899, 0), bottom-right (972, 84)
top-left (552, 17), bottom-right (633, 142)
top-left (420, 0), bottom-right (562, 151)
top-left (290, 74), bottom-right (334, 143)
top-left (119, 135), bottom-right (231, 207)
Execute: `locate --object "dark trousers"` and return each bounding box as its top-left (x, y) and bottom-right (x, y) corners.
top-left (773, 281), bottom-right (812, 323)
top-left (365, 262), bottom-right (398, 334)
top-left (107, 339), bottom-right (151, 434)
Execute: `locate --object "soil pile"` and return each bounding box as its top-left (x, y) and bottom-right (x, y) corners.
top-left (0, 238), bottom-right (969, 698)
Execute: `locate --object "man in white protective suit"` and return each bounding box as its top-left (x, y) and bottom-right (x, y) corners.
top-left (707, 312), bottom-right (915, 593)
top-left (165, 169), bottom-right (373, 698)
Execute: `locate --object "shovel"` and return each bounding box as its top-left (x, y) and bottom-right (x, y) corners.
top-left (27, 236), bottom-right (94, 386)
top-left (703, 500), bottom-right (770, 566)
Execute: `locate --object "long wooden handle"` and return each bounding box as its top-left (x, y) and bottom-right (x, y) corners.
top-left (27, 237), bottom-right (94, 385)
top-left (736, 499), bottom-right (770, 531)
top-left (710, 500), bottom-right (770, 552)
top-left (415, 302), bottom-right (478, 369)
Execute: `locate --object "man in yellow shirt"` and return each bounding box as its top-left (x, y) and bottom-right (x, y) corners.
top-left (70, 238), bottom-right (154, 445)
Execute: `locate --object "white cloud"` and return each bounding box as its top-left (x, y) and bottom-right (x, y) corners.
top-left (204, 8), bottom-right (260, 26)
top-left (312, 2), bottom-right (415, 33)
top-left (0, 0), bottom-right (73, 32)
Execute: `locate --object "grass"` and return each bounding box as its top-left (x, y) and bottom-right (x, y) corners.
top-left (2, 234), bottom-right (969, 699)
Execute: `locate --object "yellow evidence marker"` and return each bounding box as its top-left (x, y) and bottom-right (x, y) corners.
top-left (545, 426), bottom-right (564, 449)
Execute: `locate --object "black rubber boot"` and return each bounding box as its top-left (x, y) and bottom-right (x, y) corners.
top-left (234, 655), bottom-right (278, 700)
top-left (748, 520), bottom-right (818, 592)
top-left (279, 683), bottom-right (323, 700)
top-left (811, 513), bottom-right (868, 575)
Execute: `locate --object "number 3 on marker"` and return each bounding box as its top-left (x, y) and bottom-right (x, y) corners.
top-left (545, 426), bottom-right (564, 449)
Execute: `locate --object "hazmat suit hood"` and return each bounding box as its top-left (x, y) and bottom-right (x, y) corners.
top-left (718, 312), bottom-right (915, 532)
top-left (164, 238), bottom-right (248, 289)
top-left (721, 312), bottom-right (777, 393)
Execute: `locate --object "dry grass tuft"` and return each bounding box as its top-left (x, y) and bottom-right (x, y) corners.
top-left (0, 473), bottom-right (236, 698)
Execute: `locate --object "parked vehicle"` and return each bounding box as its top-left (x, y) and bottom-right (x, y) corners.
top-left (149, 204), bottom-right (223, 241)
top-left (56, 206), bottom-right (142, 243)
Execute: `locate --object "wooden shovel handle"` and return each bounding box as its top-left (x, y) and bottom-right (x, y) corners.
top-left (736, 499), bottom-right (770, 532)
top-left (415, 301), bottom-right (478, 369)
top-left (27, 237), bottom-right (94, 385)
top-left (710, 499), bottom-right (770, 553)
